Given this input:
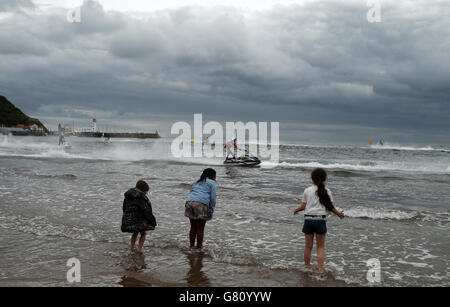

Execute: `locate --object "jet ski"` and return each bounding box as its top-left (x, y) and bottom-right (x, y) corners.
top-left (223, 155), bottom-right (261, 166)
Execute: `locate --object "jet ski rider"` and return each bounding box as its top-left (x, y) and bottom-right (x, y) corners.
top-left (225, 137), bottom-right (238, 159)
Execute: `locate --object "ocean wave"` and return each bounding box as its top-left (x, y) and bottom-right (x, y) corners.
top-left (328, 170), bottom-right (370, 177)
top-left (0, 136), bottom-right (58, 150)
top-left (280, 143), bottom-right (337, 149)
top-left (0, 214), bottom-right (120, 243)
top-left (370, 144), bottom-right (434, 151)
top-left (344, 207), bottom-right (418, 220)
top-left (344, 207), bottom-right (449, 224)
top-left (0, 150), bottom-right (93, 160)
top-left (0, 149), bottom-right (225, 165)
top-left (281, 142), bottom-right (450, 153)
top-left (173, 183), bottom-right (193, 189)
top-left (369, 143), bottom-right (449, 152)
top-left (262, 161), bottom-right (450, 174)
top-left (33, 173), bottom-right (77, 180)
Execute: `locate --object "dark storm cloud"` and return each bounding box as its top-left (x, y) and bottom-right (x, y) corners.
top-left (0, 0), bottom-right (449, 141)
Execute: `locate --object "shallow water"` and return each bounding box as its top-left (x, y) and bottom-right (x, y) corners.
top-left (0, 135), bottom-right (449, 286)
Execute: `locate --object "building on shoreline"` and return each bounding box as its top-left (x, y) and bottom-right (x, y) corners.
top-left (0, 125), bottom-right (46, 136)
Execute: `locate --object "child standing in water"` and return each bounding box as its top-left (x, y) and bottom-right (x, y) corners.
top-left (121, 180), bottom-right (157, 253)
top-left (294, 168), bottom-right (344, 273)
top-left (185, 168), bottom-right (217, 249)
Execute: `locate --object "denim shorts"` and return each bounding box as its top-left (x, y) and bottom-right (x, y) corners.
top-left (302, 219), bottom-right (327, 235)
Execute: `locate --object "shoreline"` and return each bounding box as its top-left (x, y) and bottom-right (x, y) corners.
top-left (0, 230), bottom-right (354, 287)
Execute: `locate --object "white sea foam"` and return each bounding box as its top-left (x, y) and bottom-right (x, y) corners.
top-left (1, 136), bottom-right (57, 150)
top-left (282, 142), bottom-right (450, 153)
top-left (369, 143), bottom-right (436, 151)
top-left (0, 150), bottom-right (92, 160)
top-left (0, 136), bottom-right (86, 159)
top-left (262, 161), bottom-right (450, 174)
top-left (370, 144), bottom-right (450, 153)
top-left (396, 259), bottom-right (432, 268)
top-left (344, 207), bottom-right (418, 220)
top-left (0, 214), bottom-right (118, 243)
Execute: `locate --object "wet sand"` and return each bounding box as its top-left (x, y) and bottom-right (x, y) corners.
top-left (0, 231), bottom-right (351, 287)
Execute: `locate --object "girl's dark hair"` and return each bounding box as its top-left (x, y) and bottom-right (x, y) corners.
top-left (136, 180), bottom-right (150, 193)
top-left (197, 168), bottom-right (216, 183)
top-left (311, 168), bottom-right (334, 211)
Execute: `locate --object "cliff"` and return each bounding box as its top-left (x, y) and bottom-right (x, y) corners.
top-left (0, 96), bottom-right (48, 132)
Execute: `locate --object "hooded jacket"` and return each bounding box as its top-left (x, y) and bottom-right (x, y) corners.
top-left (121, 188), bottom-right (157, 233)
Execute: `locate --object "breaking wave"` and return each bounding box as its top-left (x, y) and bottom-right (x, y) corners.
top-left (345, 207), bottom-right (418, 220)
top-left (369, 143), bottom-right (450, 153)
top-left (262, 161), bottom-right (450, 174)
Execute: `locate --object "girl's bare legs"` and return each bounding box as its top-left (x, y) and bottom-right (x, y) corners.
top-left (316, 234), bottom-right (326, 273)
top-left (137, 231), bottom-right (147, 253)
top-left (189, 219), bottom-right (197, 248)
top-left (196, 220), bottom-right (206, 249)
top-left (304, 234), bottom-right (314, 265)
top-left (130, 232), bottom-right (139, 251)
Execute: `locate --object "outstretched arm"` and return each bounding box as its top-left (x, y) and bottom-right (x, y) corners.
top-left (331, 207), bottom-right (344, 219)
top-left (294, 202), bottom-right (306, 215)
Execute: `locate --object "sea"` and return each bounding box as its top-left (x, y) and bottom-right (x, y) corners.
top-left (0, 135), bottom-right (449, 287)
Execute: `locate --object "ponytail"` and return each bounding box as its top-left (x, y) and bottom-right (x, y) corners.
top-left (311, 168), bottom-right (334, 211)
top-left (197, 168), bottom-right (216, 183)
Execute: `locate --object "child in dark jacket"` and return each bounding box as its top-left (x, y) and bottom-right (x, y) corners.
top-left (121, 180), bottom-right (157, 253)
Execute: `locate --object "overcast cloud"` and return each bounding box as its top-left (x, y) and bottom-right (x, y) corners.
top-left (0, 0), bottom-right (449, 142)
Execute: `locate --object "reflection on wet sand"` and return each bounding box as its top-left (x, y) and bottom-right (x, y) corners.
top-left (120, 250), bottom-right (147, 271)
top-left (118, 248), bottom-right (213, 287)
top-left (119, 251), bottom-right (149, 287)
top-left (119, 274), bottom-right (152, 287)
top-left (185, 250), bottom-right (211, 287)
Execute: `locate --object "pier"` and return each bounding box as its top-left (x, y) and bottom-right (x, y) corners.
top-left (74, 131), bottom-right (160, 139)
top-left (67, 118), bottom-right (160, 139)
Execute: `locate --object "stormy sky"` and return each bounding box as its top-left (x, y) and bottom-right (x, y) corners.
top-left (0, 0), bottom-right (449, 142)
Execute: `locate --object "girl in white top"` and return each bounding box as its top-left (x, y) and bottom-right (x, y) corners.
top-left (294, 168), bottom-right (344, 273)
